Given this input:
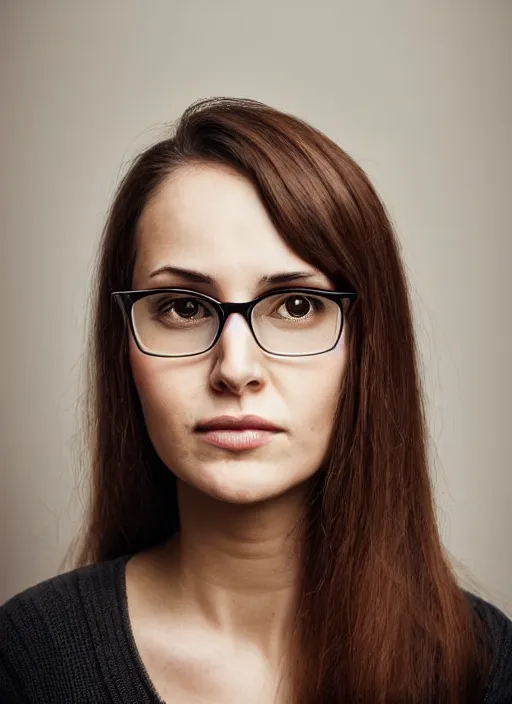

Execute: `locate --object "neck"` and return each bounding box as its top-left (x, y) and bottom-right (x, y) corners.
top-left (159, 480), bottom-right (307, 661)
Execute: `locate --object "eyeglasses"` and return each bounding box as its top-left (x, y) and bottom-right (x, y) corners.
top-left (111, 287), bottom-right (357, 358)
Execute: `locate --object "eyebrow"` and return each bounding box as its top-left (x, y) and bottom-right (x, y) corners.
top-left (148, 265), bottom-right (321, 288)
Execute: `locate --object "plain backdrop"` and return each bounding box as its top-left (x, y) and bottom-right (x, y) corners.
top-left (0, 0), bottom-right (510, 612)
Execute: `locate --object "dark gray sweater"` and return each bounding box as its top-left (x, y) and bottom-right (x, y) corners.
top-left (0, 553), bottom-right (511, 703)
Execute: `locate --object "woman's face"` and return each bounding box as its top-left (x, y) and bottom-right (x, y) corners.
top-left (130, 163), bottom-right (348, 504)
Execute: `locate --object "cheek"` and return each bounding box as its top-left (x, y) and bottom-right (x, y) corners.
top-left (312, 368), bottom-right (344, 429)
top-left (129, 342), bottom-right (149, 394)
top-left (317, 337), bottom-right (347, 396)
top-left (129, 341), bottom-right (176, 417)
top-left (289, 349), bottom-right (346, 437)
top-left (129, 341), bottom-right (199, 433)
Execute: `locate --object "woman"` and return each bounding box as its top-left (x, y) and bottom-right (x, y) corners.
top-left (1, 97), bottom-right (510, 703)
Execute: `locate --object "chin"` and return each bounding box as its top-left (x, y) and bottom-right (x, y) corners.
top-left (185, 460), bottom-right (306, 505)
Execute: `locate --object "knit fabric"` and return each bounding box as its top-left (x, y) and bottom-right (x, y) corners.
top-left (0, 554), bottom-right (511, 703)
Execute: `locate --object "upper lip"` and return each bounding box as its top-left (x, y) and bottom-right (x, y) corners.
top-left (195, 415), bottom-right (284, 432)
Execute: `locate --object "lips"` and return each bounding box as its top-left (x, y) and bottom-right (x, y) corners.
top-left (195, 414), bottom-right (284, 432)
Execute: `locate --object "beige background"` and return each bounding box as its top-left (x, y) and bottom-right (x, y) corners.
top-left (1, 1), bottom-right (510, 611)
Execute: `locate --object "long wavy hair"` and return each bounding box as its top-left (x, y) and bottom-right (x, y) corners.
top-left (62, 97), bottom-right (495, 703)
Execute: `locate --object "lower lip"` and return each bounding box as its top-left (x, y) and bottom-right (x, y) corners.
top-left (197, 429), bottom-right (279, 450)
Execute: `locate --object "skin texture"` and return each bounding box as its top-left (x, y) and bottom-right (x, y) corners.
top-left (125, 163), bottom-right (348, 702)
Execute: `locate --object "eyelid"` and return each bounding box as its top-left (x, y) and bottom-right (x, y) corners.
top-left (148, 282), bottom-right (331, 301)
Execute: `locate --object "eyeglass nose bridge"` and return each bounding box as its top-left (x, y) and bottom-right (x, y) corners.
top-left (211, 299), bottom-right (260, 346)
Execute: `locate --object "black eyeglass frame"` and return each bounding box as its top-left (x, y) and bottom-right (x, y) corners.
top-left (111, 286), bottom-right (357, 358)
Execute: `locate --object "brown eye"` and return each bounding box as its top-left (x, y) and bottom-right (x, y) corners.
top-left (167, 298), bottom-right (202, 319)
top-left (283, 296), bottom-right (312, 318)
top-left (146, 293), bottom-right (215, 327)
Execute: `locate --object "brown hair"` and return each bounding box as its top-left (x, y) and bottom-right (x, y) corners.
top-left (63, 97), bottom-right (495, 702)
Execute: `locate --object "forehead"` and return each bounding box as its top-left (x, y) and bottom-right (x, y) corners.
top-left (133, 164), bottom-right (330, 293)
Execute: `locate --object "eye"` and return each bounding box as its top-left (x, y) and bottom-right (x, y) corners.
top-left (281, 295), bottom-right (313, 318)
top-left (147, 293), bottom-right (215, 326)
top-left (158, 297), bottom-right (205, 319)
top-left (274, 294), bottom-right (325, 320)
top-left (254, 292), bottom-right (328, 325)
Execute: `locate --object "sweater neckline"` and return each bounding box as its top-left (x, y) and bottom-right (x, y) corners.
top-left (106, 555), bottom-right (508, 703)
top-left (112, 553), bottom-right (168, 704)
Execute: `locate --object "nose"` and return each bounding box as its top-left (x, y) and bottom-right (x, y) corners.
top-left (209, 312), bottom-right (265, 395)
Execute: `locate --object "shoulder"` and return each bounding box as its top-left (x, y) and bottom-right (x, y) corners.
top-left (0, 555), bottom-right (130, 702)
top-left (0, 554), bottom-right (128, 629)
top-left (463, 590), bottom-right (512, 703)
